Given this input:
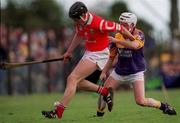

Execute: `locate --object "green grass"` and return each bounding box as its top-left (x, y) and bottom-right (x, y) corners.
top-left (0, 89), bottom-right (180, 123)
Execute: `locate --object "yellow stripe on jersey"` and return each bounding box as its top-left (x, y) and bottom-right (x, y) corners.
top-left (114, 31), bottom-right (144, 50)
top-left (135, 36), bottom-right (144, 49)
top-left (133, 29), bottom-right (145, 49)
top-left (115, 33), bottom-right (125, 48)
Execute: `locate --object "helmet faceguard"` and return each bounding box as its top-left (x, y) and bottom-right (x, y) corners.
top-left (69, 2), bottom-right (88, 20)
top-left (119, 12), bottom-right (137, 32)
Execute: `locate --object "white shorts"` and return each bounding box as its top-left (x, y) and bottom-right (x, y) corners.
top-left (110, 69), bottom-right (144, 83)
top-left (81, 48), bottom-right (109, 70)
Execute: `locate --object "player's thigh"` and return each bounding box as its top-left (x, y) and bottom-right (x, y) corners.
top-left (132, 80), bottom-right (145, 100)
top-left (85, 70), bottom-right (101, 84)
top-left (104, 76), bottom-right (119, 89)
top-left (70, 59), bottom-right (98, 83)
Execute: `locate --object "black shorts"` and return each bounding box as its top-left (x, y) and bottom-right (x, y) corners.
top-left (85, 70), bottom-right (101, 84)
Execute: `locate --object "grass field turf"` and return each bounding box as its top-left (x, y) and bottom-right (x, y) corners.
top-left (0, 89), bottom-right (179, 123)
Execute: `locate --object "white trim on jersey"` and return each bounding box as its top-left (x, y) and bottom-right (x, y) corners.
top-left (100, 19), bottom-right (105, 32)
top-left (105, 21), bottom-right (116, 30)
top-left (87, 13), bottom-right (93, 25)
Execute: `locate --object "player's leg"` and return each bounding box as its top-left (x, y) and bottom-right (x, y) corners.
top-left (133, 79), bottom-right (161, 107)
top-left (60, 59), bottom-right (98, 105)
top-left (76, 77), bottom-right (115, 111)
top-left (96, 75), bottom-right (119, 116)
top-left (76, 70), bottom-right (113, 98)
top-left (77, 79), bottom-right (101, 91)
top-left (76, 76), bottom-right (116, 116)
top-left (42, 59), bottom-right (112, 119)
top-left (77, 70), bottom-right (107, 117)
top-left (76, 72), bottom-right (117, 115)
top-left (77, 70), bottom-right (101, 90)
top-left (132, 78), bottom-right (177, 115)
top-left (85, 70), bottom-right (101, 84)
top-left (42, 59), bottom-right (97, 119)
top-left (104, 76), bottom-right (119, 88)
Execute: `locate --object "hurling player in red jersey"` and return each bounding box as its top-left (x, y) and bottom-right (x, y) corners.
top-left (96, 12), bottom-right (177, 117)
top-left (42, 2), bottom-right (135, 119)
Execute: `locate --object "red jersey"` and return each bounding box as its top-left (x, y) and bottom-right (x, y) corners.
top-left (76, 12), bottom-right (122, 51)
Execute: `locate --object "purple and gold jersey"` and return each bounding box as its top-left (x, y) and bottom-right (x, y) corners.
top-left (109, 28), bottom-right (146, 75)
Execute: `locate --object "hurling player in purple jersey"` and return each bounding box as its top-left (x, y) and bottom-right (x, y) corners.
top-left (96, 12), bottom-right (177, 117)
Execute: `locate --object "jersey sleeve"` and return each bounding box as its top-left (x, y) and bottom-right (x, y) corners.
top-left (134, 31), bottom-right (145, 49)
top-left (90, 15), bottom-right (122, 33)
top-left (99, 20), bottom-right (123, 32)
top-left (115, 33), bottom-right (125, 48)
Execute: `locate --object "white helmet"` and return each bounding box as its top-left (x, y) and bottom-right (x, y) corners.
top-left (119, 12), bottom-right (137, 31)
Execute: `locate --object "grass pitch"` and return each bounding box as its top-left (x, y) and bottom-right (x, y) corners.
top-left (0, 89), bottom-right (179, 123)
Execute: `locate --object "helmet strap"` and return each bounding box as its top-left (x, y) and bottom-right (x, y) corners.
top-left (80, 13), bottom-right (89, 25)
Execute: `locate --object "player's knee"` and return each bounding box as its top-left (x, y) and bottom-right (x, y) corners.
top-left (67, 74), bottom-right (78, 86)
top-left (67, 75), bottom-right (73, 82)
top-left (135, 98), bottom-right (146, 106)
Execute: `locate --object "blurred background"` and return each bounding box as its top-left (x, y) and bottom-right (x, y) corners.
top-left (0, 0), bottom-right (180, 95)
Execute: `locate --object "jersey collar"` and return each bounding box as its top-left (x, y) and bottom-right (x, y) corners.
top-left (86, 13), bottom-right (93, 25)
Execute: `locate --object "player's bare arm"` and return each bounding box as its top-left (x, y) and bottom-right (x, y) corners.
top-left (100, 43), bottom-right (118, 81)
top-left (108, 36), bottom-right (141, 50)
top-left (120, 26), bottom-right (135, 41)
top-left (63, 31), bottom-right (82, 61)
top-left (100, 58), bottom-right (114, 82)
top-left (97, 19), bottom-right (135, 41)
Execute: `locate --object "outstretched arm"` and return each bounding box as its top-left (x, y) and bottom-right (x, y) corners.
top-left (109, 35), bottom-right (144, 50)
top-left (120, 27), bottom-right (135, 41)
top-left (97, 19), bottom-right (135, 40)
top-left (66, 31), bottom-right (82, 53)
top-left (63, 30), bottom-right (82, 60)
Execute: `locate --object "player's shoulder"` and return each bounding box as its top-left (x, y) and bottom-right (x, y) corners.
top-left (90, 12), bottom-right (102, 20)
top-left (89, 12), bottom-right (104, 21)
top-left (134, 28), bottom-right (144, 35)
top-left (88, 12), bottom-right (103, 26)
top-left (134, 28), bottom-right (145, 41)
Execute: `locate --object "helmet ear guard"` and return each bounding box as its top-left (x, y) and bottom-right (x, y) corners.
top-left (69, 2), bottom-right (88, 20)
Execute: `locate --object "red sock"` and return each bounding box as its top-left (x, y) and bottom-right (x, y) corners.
top-left (97, 86), bottom-right (108, 96)
top-left (55, 103), bottom-right (65, 119)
